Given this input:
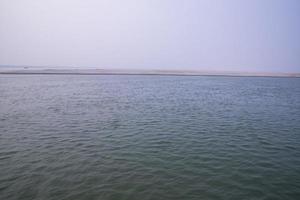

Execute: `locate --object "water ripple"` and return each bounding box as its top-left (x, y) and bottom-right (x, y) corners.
top-left (0, 75), bottom-right (300, 200)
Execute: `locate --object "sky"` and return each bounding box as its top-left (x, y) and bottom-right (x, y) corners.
top-left (0, 0), bottom-right (299, 73)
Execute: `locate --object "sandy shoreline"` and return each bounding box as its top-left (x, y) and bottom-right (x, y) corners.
top-left (0, 68), bottom-right (299, 78)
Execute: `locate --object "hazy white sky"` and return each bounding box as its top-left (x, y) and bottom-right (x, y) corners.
top-left (0, 0), bottom-right (299, 72)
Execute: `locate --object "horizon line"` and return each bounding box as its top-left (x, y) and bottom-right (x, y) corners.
top-left (0, 66), bottom-right (300, 78)
top-left (0, 64), bottom-right (299, 74)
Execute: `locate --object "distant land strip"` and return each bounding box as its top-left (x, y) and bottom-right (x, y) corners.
top-left (0, 68), bottom-right (299, 78)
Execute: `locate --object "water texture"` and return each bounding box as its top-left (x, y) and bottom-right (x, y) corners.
top-left (0, 75), bottom-right (300, 200)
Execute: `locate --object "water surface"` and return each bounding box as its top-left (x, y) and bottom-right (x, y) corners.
top-left (0, 75), bottom-right (300, 200)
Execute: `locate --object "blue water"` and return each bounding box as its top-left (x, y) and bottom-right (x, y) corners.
top-left (0, 75), bottom-right (300, 200)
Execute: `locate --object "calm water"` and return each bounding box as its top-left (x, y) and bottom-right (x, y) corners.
top-left (0, 75), bottom-right (300, 200)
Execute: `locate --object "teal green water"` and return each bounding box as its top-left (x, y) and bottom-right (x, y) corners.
top-left (0, 75), bottom-right (300, 200)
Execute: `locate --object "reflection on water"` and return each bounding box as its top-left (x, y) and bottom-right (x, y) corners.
top-left (0, 75), bottom-right (300, 200)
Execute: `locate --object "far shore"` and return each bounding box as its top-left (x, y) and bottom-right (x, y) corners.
top-left (0, 68), bottom-right (299, 78)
